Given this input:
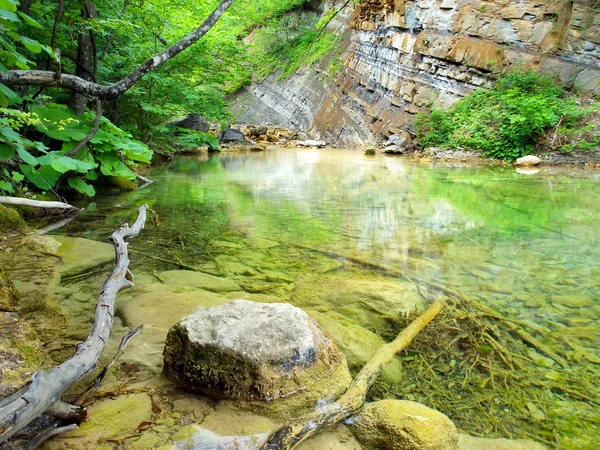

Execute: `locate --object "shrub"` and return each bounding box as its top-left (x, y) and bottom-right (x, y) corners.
top-left (415, 70), bottom-right (594, 161)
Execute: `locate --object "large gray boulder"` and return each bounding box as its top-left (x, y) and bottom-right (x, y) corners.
top-left (163, 300), bottom-right (351, 405)
top-left (219, 128), bottom-right (246, 144)
top-left (172, 114), bottom-right (210, 132)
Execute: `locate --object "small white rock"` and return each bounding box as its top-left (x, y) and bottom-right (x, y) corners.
top-left (515, 155), bottom-right (541, 166)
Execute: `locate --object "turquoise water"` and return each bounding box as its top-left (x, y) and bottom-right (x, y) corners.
top-left (52, 148), bottom-right (600, 448)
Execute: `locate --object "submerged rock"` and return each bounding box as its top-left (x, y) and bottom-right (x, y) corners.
top-left (158, 270), bottom-right (241, 293)
top-left (164, 299), bottom-right (351, 406)
top-left (458, 434), bottom-right (547, 450)
top-left (292, 276), bottom-right (425, 336)
top-left (54, 236), bottom-right (115, 276)
top-left (308, 309), bottom-right (403, 386)
top-left (350, 400), bottom-right (459, 450)
top-left (60, 393), bottom-right (153, 440)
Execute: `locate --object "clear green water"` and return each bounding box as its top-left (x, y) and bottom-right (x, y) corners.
top-left (51, 148), bottom-right (599, 447)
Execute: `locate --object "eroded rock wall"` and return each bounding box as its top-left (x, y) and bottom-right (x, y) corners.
top-left (311, 0), bottom-right (600, 145)
top-left (231, 0), bottom-right (600, 146)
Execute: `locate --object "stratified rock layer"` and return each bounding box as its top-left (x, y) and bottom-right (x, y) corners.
top-left (163, 299), bottom-right (351, 404)
top-left (231, 0), bottom-right (600, 146)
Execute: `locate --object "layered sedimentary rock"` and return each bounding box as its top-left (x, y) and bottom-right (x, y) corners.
top-left (231, 0), bottom-right (600, 146)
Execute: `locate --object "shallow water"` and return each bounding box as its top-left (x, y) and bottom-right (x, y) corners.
top-left (49, 148), bottom-right (600, 447)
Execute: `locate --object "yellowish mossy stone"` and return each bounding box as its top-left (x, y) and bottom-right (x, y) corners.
top-left (158, 270), bottom-right (242, 293)
top-left (350, 400), bottom-right (459, 450)
top-left (17, 235), bottom-right (61, 255)
top-left (54, 236), bottom-right (115, 276)
top-left (131, 432), bottom-right (166, 450)
top-left (458, 434), bottom-right (547, 450)
top-left (0, 204), bottom-right (25, 233)
top-left (200, 404), bottom-right (276, 436)
top-left (64, 393), bottom-right (153, 438)
top-left (307, 309), bottom-right (403, 386)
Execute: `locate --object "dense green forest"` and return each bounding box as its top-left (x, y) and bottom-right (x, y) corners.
top-left (0, 0), bottom-right (339, 197)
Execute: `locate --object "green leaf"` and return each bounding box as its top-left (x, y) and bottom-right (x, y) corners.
top-left (17, 11), bottom-right (43, 29)
top-left (0, 180), bottom-right (14, 193)
top-left (68, 177), bottom-right (95, 197)
top-left (0, 126), bottom-right (20, 141)
top-left (0, 143), bottom-right (15, 160)
top-left (0, 0), bottom-right (19, 12)
top-left (19, 164), bottom-right (61, 190)
top-left (16, 147), bottom-right (37, 166)
top-left (0, 83), bottom-right (21, 105)
top-left (95, 151), bottom-right (135, 179)
top-left (10, 170), bottom-right (23, 181)
top-left (19, 36), bottom-right (42, 54)
top-left (50, 156), bottom-right (77, 173)
top-left (0, 9), bottom-right (19, 22)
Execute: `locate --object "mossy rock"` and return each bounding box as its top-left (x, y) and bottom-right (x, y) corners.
top-left (54, 236), bottom-right (115, 277)
top-left (350, 400), bottom-right (459, 450)
top-left (292, 275), bottom-right (425, 337)
top-left (107, 175), bottom-right (139, 191)
top-left (0, 267), bottom-right (19, 312)
top-left (158, 270), bottom-right (242, 293)
top-left (164, 300), bottom-right (351, 416)
top-left (62, 393), bottom-right (153, 439)
top-left (307, 309), bottom-right (403, 386)
top-left (0, 205), bottom-right (26, 233)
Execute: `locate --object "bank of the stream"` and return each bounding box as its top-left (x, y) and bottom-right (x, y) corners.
top-left (1, 148), bottom-right (599, 449)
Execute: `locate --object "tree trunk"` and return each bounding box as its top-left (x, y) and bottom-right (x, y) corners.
top-left (71, 0), bottom-right (96, 114)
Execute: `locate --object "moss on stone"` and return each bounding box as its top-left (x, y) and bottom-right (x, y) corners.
top-left (64, 393), bottom-right (153, 439)
top-left (0, 267), bottom-right (19, 312)
top-left (350, 400), bottom-right (459, 450)
top-left (0, 204), bottom-right (26, 233)
top-left (107, 175), bottom-right (139, 191)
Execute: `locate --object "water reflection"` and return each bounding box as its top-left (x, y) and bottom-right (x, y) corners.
top-left (60, 148), bottom-right (600, 350)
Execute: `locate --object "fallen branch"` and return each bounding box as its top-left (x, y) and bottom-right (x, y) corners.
top-left (260, 299), bottom-right (446, 450)
top-left (135, 173), bottom-right (154, 189)
top-left (0, 204), bottom-right (148, 443)
top-left (75, 325), bottom-right (143, 407)
top-left (0, 196), bottom-right (81, 211)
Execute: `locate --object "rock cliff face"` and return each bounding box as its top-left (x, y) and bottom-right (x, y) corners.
top-left (231, 0), bottom-right (600, 146)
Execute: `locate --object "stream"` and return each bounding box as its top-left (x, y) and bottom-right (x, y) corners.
top-left (30, 148), bottom-right (600, 448)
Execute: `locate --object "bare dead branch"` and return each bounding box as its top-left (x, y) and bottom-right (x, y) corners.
top-left (65, 99), bottom-right (102, 157)
top-left (0, 196), bottom-right (80, 211)
top-left (260, 299), bottom-right (446, 449)
top-left (0, 204), bottom-right (148, 443)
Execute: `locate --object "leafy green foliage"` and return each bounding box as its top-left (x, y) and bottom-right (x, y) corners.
top-left (415, 71), bottom-right (596, 161)
top-left (174, 129), bottom-right (220, 151)
top-left (0, 104), bottom-right (152, 195)
top-left (249, 11), bottom-right (341, 81)
top-left (0, 0), bottom-right (52, 105)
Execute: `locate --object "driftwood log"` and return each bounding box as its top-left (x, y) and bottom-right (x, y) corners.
top-left (0, 196), bottom-right (80, 211)
top-left (0, 204), bottom-right (148, 443)
top-left (260, 298), bottom-right (446, 450)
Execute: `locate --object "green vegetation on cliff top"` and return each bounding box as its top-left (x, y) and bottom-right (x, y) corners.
top-left (415, 70), bottom-right (599, 161)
